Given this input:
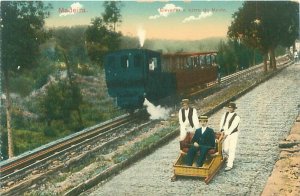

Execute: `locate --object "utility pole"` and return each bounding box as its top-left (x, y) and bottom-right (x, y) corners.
top-left (0, 28), bottom-right (3, 160)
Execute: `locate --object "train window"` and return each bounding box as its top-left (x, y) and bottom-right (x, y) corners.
top-left (187, 57), bottom-right (192, 67)
top-left (193, 57), bottom-right (198, 67)
top-left (199, 55), bottom-right (205, 66)
top-left (206, 55), bottom-right (211, 65)
top-left (121, 56), bottom-right (129, 69)
top-left (196, 56), bottom-right (200, 67)
top-left (149, 57), bottom-right (157, 71)
top-left (134, 55), bottom-right (143, 67)
top-left (211, 55), bottom-right (216, 65)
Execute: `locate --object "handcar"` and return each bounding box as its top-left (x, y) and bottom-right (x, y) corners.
top-left (171, 132), bottom-right (226, 184)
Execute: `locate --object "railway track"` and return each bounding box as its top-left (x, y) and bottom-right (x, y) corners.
top-left (189, 55), bottom-right (290, 97)
top-left (0, 55), bottom-right (291, 195)
top-left (0, 114), bottom-right (135, 183)
top-left (1, 111), bottom-right (159, 195)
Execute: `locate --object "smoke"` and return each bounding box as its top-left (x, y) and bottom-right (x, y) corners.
top-left (137, 27), bottom-right (146, 47)
top-left (143, 98), bottom-right (171, 120)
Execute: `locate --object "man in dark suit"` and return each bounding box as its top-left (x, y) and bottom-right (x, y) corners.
top-left (184, 115), bottom-right (215, 167)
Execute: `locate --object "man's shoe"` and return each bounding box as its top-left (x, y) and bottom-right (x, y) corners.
top-left (224, 166), bottom-right (232, 171)
top-left (195, 162), bottom-right (203, 167)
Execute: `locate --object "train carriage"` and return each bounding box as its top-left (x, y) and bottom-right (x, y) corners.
top-left (162, 51), bottom-right (218, 89)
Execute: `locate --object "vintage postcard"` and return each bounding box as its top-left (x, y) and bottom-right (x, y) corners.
top-left (1, 0), bottom-right (299, 195)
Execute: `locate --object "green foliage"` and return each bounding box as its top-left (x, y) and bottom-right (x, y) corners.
top-left (275, 45), bottom-right (287, 56)
top-left (217, 39), bottom-right (263, 76)
top-left (102, 1), bottom-right (123, 32)
top-left (51, 26), bottom-right (89, 68)
top-left (9, 74), bottom-right (35, 96)
top-left (1, 131), bottom-right (8, 160)
top-left (85, 17), bottom-right (122, 65)
top-left (1, 1), bottom-right (52, 158)
top-left (1, 1), bottom-right (52, 72)
top-left (13, 129), bottom-right (55, 156)
top-left (39, 80), bottom-right (83, 128)
top-left (228, 1), bottom-right (299, 53)
top-left (217, 40), bottom-right (236, 75)
top-left (7, 55), bottom-right (56, 96)
top-left (32, 61), bottom-right (55, 90)
top-left (44, 125), bottom-right (57, 137)
top-left (85, 2), bottom-right (123, 65)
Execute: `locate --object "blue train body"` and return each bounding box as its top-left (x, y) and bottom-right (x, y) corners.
top-left (104, 49), bottom-right (176, 111)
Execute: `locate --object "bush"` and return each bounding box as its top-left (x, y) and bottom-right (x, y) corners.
top-left (13, 129), bottom-right (53, 155)
top-left (44, 126), bottom-right (57, 137)
top-left (10, 75), bottom-right (34, 96)
top-left (1, 131), bottom-right (8, 160)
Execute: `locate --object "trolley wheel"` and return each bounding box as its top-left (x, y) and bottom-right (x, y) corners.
top-left (171, 175), bottom-right (177, 182)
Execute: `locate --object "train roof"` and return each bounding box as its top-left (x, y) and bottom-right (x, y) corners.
top-left (105, 49), bottom-right (218, 58)
top-left (106, 48), bottom-right (161, 57)
top-left (162, 51), bottom-right (218, 57)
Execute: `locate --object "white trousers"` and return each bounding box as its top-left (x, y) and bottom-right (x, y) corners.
top-left (179, 125), bottom-right (195, 141)
top-left (223, 132), bottom-right (239, 168)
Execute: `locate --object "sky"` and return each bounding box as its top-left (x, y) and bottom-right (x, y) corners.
top-left (44, 0), bottom-right (244, 40)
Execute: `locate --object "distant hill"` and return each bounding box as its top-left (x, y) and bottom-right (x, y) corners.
top-left (47, 26), bottom-right (225, 54)
top-left (120, 36), bottom-right (227, 53)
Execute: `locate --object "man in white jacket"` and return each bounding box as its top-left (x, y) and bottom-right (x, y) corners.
top-left (178, 99), bottom-right (199, 142)
top-left (219, 102), bottom-right (240, 171)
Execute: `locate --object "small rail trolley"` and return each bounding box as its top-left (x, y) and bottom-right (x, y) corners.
top-left (171, 133), bottom-right (226, 184)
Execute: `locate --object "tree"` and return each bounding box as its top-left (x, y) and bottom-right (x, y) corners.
top-left (50, 27), bottom-right (85, 130)
top-left (39, 79), bottom-right (83, 132)
top-left (51, 26), bottom-right (89, 67)
top-left (1, 1), bottom-right (51, 158)
top-left (217, 40), bottom-right (237, 75)
top-left (85, 16), bottom-right (122, 65)
top-left (228, 1), bottom-right (299, 72)
top-left (102, 1), bottom-right (123, 32)
top-left (85, 17), bottom-right (110, 64)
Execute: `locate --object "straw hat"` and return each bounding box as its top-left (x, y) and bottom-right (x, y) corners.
top-left (181, 99), bottom-right (189, 104)
top-left (199, 115), bottom-right (208, 121)
top-left (227, 102), bottom-right (237, 109)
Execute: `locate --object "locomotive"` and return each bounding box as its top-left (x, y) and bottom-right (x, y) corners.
top-left (104, 48), bottom-right (218, 112)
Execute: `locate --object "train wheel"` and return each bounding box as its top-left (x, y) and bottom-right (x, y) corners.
top-left (127, 109), bottom-right (135, 115)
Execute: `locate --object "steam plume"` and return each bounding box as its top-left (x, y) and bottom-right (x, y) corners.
top-left (137, 27), bottom-right (146, 47)
top-left (143, 98), bottom-right (170, 120)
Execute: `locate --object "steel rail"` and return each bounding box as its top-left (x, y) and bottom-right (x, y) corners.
top-left (0, 119), bottom-right (136, 186)
top-left (221, 55), bottom-right (289, 84)
top-left (1, 118), bottom-right (154, 196)
top-left (0, 114), bottom-right (132, 178)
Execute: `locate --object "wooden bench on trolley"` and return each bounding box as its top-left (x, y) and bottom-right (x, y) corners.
top-left (171, 132), bottom-right (226, 184)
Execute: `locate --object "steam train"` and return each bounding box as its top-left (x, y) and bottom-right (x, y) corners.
top-left (104, 49), bottom-right (218, 111)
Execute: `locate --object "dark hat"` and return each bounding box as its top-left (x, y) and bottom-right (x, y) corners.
top-left (181, 99), bottom-right (189, 104)
top-left (227, 102), bottom-right (237, 109)
top-left (199, 115), bottom-right (208, 121)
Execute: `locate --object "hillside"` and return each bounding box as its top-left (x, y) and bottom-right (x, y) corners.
top-left (1, 70), bottom-right (122, 159)
top-left (120, 36), bottom-right (225, 53)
